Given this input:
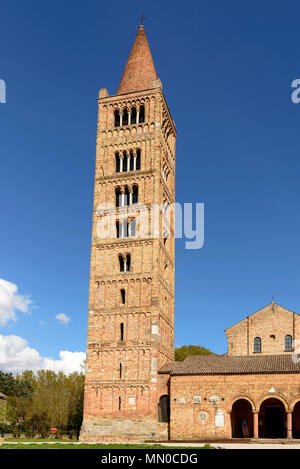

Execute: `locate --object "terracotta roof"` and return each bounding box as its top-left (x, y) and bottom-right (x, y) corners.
top-left (159, 362), bottom-right (175, 374)
top-left (117, 25), bottom-right (157, 95)
top-left (158, 354), bottom-right (300, 376)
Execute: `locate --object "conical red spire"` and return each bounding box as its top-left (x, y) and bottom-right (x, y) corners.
top-left (117, 25), bottom-right (157, 95)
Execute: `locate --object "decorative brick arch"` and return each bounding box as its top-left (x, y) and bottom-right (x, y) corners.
top-left (289, 395), bottom-right (300, 411)
top-left (257, 394), bottom-right (289, 411)
top-left (230, 395), bottom-right (256, 412)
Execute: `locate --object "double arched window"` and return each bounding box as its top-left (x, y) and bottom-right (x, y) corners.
top-left (253, 337), bottom-right (262, 353)
top-left (118, 254), bottom-right (131, 272)
top-left (285, 335), bottom-right (293, 351)
top-left (114, 105), bottom-right (145, 127)
top-left (115, 149), bottom-right (141, 173)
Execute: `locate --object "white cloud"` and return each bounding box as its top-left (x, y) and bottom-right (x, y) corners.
top-left (55, 313), bottom-right (71, 325)
top-left (0, 334), bottom-right (85, 374)
top-left (0, 279), bottom-right (31, 326)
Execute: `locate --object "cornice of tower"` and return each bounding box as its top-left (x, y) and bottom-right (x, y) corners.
top-left (95, 168), bottom-right (155, 183)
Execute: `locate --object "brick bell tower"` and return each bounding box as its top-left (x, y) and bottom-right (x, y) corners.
top-left (80, 24), bottom-right (176, 441)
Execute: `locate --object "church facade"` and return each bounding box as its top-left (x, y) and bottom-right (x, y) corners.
top-left (80, 25), bottom-right (300, 442)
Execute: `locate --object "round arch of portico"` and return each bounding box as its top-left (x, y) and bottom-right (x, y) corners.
top-left (229, 395), bottom-right (256, 412)
top-left (257, 394), bottom-right (289, 412)
top-left (288, 395), bottom-right (300, 411)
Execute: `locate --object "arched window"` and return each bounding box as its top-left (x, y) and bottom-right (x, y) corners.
top-left (120, 323), bottom-right (124, 341)
top-left (158, 395), bottom-right (170, 423)
top-left (120, 289), bottom-right (126, 305)
top-left (123, 151), bottom-right (128, 172)
top-left (131, 107), bottom-right (137, 124)
top-left (162, 165), bottom-right (168, 181)
top-left (132, 185), bottom-right (138, 204)
top-left (129, 150), bottom-right (134, 171)
top-left (115, 152), bottom-right (120, 173)
top-left (129, 219), bottom-right (136, 237)
top-left (119, 254), bottom-right (124, 272)
top-left (125, 254), bottom-right (131, 272)
top-left (122, 109), bottom-right (128, 126)
top-left (114, 110), bottom-right (120, 127)
top-left (124, 186), bottom-right (130, 206)
top-left (285, 335), bottom-right (293, 351)
top-left (123, 219), bottom-right (128, 238)
top-left (254, 337), bottom-right (262, 353)
top-left (115, 187), bottom-right (122, 207)
top-left (119, 363), bottom-right (123, 379)
top-left (118, 396), bottom-right (122, 410)
top-left (116, 221), bottom-right (120, 239)
top-left (139, 105), bottom-right (145, 123)
top-left (136, 149), bottom-right (141, 170)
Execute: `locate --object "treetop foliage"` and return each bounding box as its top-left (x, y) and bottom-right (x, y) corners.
top-left (174, 345), bottom-right (214, 362)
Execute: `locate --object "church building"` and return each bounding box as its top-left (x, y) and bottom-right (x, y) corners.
top-left (80, 24), bottom-right (300, 442)
top-left (159, 302), bottom-right (300, 440)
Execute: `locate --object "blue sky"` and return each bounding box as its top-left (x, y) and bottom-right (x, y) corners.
top-left (0, 0), bottom-right (300, 370)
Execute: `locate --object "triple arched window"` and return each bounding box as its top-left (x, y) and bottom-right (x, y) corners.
top-left (115, 150), bottom-right (141, 173)
top-left (115, 185), bottom-right (138, 207)
top-left (116, 219), bottom-right (136, 238)
top-left (114, 105), bottom-right (145, 127)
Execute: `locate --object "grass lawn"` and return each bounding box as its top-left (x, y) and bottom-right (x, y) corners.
top-left (0, 443), bottom-right (212, 450)
top-left (3, 438), bottom-right (73, 442)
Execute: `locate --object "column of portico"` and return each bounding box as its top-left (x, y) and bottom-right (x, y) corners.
top-left (287, 411), bottom-right (292, 440)
top-left (253, 411), bottom-right (259, 439)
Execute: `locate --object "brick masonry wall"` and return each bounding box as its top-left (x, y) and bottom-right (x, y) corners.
top-left (169, 373), bottom-right (300, 440)
top-left (225, 304), bottom-right (300, 355)
top-left (80, 83), bottom-right (176, 441)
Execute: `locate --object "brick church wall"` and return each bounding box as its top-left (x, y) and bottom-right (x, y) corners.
top-left (169, 373), bottom-right (300, 440)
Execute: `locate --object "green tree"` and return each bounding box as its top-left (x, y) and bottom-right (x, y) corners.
top-left (1, 369), bottom-right (85, 438)
top-left (0, 371), bottom-right (33, 398)
top-left (175, 345), bottom-right (214, 362)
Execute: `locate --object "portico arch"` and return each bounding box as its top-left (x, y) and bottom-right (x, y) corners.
top-left (257, 394), bottom-right (289, 412)
top-left (231, 398), bottom-right (254, 438)
top-left (258, 397), bottom-right (287, 438)
top-left (230, 395), bottom-right (256, 411)
top-left (290, 398), bottom-right (300, 439)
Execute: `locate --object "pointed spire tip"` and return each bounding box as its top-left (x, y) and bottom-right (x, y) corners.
top-left (117, 24), bottom-right (157, 95)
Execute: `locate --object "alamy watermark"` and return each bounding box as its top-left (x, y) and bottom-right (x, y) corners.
top-left (96, 202), bottom-right (204, 250)
top-left (0, 79), bottom-right (6, 103)
top-left (292, 340), bottom-right (300, 364)
top-left (291, 79), bottom-right (300, 103)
